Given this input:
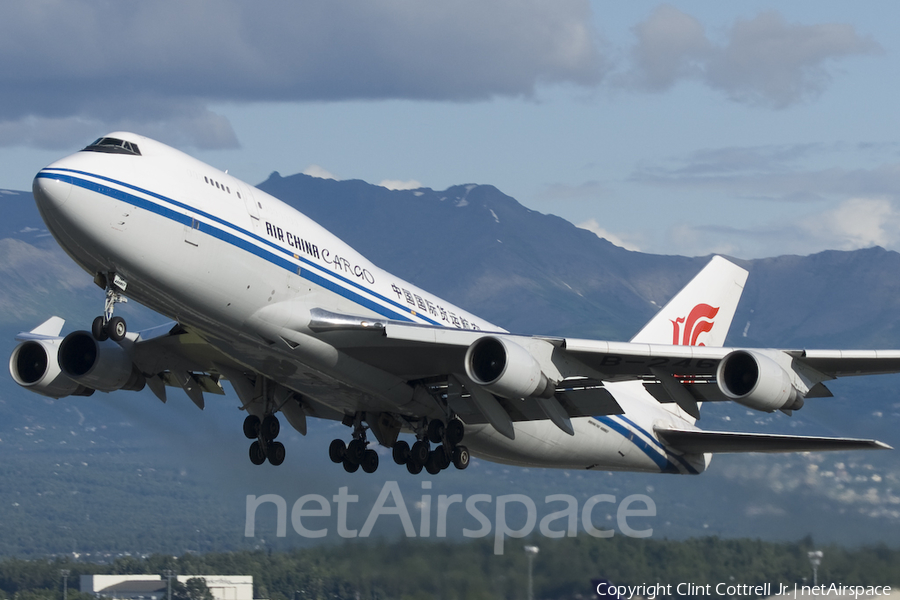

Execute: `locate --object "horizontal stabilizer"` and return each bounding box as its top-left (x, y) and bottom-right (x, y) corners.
top-left (657, 428), bottom-right (892, 454)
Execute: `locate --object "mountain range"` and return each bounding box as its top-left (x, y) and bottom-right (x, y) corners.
top-left (0, 174), bottom-right (898, 558)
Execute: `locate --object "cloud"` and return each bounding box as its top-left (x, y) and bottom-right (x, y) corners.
top-left (303, 165), bottom-right (339, 180)
top-left (626, 4), bottom-right (709, 92)
top-left (801, 197), bottom-right (900, 250)
top-left (379, 179), bottom-right (423, 191)
top-left (664, 197), bottom-right (900, 258)
top-left (577, 218), bottom-right (642, 251)
top-left (0, 0), bottom-right (604, 149)
top-left (706, 12), bottom-right (882, 108)
top-left (625, 143), bottom-right (900, 257)
top-left (632, 144), bottom-right (900, 202)
top-left (621, 6), bottom-right (881, 108)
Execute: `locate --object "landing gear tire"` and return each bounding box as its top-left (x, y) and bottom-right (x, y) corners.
top-left (243, 415), bottom-right (261, 439)
top-left (267, 441), bottom-right (286, 466)
top-left (362, 449), bottom-right (379, 473)
top-left (107, 316), bottom-right (127, 342)
top-left (411, 440), bottom-right (430, 465)
top-left (427, 419), bottom-right (445, 444)
top-left (433, 445), bottom-right (451, 470)
top-left (342, 457), bottom-right (360, 473)
top-left (447, 419), bottom-right (465, 445)
top-left (406, 458), bottom-right (423, 475)
top-left (346, 439), bottom-right (366, 465)
top-left (91, 316), bottom-right (108, 342)
top-left (392, 440), bottom-right (410, 465)
top-left (249, 441), bottom-right (266, 465)
top-left (329, 439), bottom-right (347, 464)
top-left (425, 451), bottom-right (442, 475)
top-left (261, 414), bottom-right (280, 441)
top-left (452, 445), bottom-right (470, 470)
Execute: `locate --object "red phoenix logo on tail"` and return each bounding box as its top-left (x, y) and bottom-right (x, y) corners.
top-left (671, 303), bottom-right (720, 346)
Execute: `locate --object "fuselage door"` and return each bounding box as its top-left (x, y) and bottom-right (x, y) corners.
top-left (240, 185), bottom-right (261, 224)
top-left (184, 217), bottom-right (201, 246)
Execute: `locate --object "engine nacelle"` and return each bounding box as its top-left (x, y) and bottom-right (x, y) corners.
top-left (716, 350), bottom-right (803, 412)
top-left (58, 331), bottom-right (145, 393)
top-left (464, 336), bottom-right (555, 399)
top-left (9, 338), bottom-right (94, 398)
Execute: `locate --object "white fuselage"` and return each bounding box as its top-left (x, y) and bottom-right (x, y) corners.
top-left (32, 133), bottom-right (706, 475)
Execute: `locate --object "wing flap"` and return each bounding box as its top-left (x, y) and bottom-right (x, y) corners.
top-left (657, 428), bottom-right (892, 454)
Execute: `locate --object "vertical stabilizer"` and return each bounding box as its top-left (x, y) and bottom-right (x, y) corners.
top-left (631, 256), bottom-right (748, 347)
top-left (630, 256), bottom-right (748, 424)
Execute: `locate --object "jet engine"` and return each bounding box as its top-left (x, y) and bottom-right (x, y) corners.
top-left (58, 331), bottom-right (145, 393)
top-left (716, 349), bottom-right (804, 412)
top-left (464, 336), bottom-right (555, 399)
top-left (9, 338), bottom-right (93, 398)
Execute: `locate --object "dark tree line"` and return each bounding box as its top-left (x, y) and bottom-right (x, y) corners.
top-left (0, 536), bottom-right (896, 600)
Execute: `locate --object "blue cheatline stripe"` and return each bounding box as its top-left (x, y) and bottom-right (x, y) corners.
top-left (616, 414), bottom-right (700, 474)
top-left (594, 415), bottom-right (677, 473)
top-left (594, 415), bottom-right (698, 474)
top-left (36, 168), bottom-right (445, 326)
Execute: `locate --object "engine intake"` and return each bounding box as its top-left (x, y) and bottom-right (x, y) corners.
top-left (58, 331), bottom-right (145, 393)
top-left (465, 336), bottom-right (555, 399)
top-left (9, 339), bottom-right (93, 398)
top-left (716, 350), bottom-right (803, 412)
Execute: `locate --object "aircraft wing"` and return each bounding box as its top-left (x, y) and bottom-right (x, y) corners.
top-left (372, 319), bottom-right (900, 380)
top-left (311, 309), bottom-right (900, 433)
top-left (20, 309), bottom-right (900, 443)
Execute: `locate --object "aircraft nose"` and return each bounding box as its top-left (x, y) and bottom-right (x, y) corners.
top-left (32, 171), bottom-right (72, 209)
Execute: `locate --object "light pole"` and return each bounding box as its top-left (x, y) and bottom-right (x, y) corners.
top-left (524, 545), bottom-right (539, 600)
top-left (59, 570), bottom-right (70, 600)
top-left (808, 551), bottom-right (823, 586)
top-left (162, 570), bottom-right (176, 600)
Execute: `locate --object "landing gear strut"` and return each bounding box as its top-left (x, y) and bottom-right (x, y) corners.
top-left (91, 273), bottom-right (129, 342)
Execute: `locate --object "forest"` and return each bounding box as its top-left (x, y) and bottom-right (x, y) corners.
top-left (0, 536), bottom-right (896, 600)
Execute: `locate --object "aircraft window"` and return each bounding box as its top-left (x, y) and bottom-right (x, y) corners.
top-left (82, 137), bottom-right (142, 156)
top-left (204, 175), bottom-right (234, 196)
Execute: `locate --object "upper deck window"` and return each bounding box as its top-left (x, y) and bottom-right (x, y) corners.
top-left (83, 137), bottom-right (141, 156)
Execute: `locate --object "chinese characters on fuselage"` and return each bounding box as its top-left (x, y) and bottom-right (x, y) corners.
top-left (264, 221), bottom-right (475, 328)
top-left (390, 284), bottom-right (480, 330)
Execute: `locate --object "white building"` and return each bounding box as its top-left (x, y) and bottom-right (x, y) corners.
top-left (81, 575), bottom-right (254, 600)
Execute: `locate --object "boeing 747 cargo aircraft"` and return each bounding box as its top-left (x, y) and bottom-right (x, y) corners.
top-left (9, 133), bottom-right (895, 476)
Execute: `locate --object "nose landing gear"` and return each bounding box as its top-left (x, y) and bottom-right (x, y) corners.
top-left (91, 273), bottom-right (129, 342)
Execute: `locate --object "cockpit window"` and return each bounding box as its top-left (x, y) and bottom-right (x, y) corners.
top-left (83, 137), bottom-right (141, 156)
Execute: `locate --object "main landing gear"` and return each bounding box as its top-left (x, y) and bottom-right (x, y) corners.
top-left (91, 273), bottom-right (129, 342)
top-left (328, 416), bottom-right (469, 475)
top-left (392, 418), bottom-right (469, 475)
top-left (244, 413), bottom-right (285, 466)
top-left (328, 416), bottom-right (380, 474)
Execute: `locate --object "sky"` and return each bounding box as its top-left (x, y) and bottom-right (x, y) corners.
top-left (1, 1), bottom-right (899, 259)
